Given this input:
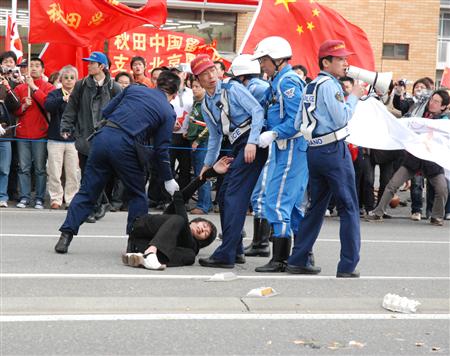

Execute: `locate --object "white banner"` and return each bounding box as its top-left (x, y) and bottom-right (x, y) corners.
top-left (347, 97), bottom-right (450, 178)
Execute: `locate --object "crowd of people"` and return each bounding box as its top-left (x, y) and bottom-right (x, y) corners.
top-left (0, 36), bottom-right (448, 276)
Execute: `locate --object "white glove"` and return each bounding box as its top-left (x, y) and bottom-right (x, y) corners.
top-left (258, 131), bottom-right (277, 148)
top-left (164, 179), bottom-right (179, 196)
top-left (0, 125), bottom-right (5, 136)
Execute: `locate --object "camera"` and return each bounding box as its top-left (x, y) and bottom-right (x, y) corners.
top-left (0, 65), bottom-right (21, 79)
top-left (397, 79), bottom-right (409, 87)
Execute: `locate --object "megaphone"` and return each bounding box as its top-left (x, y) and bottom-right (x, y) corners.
top-left (346, 66), bottom-right (392, 95)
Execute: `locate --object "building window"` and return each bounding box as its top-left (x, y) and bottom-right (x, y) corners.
top-left (382, 43), bottom-right (409, 60)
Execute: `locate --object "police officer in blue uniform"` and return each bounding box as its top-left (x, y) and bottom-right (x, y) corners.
top-left (190, 54), bottom-right (267, 268)
top-left (227, 54), bottom-right (272, 257)
top-left (251, 36), bottom-right (310, 272)
top-left (54, 71), bottom-right (181, 254)
top-left (288, 39), bottom-right (365, 278)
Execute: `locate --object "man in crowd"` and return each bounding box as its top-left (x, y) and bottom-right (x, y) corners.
top-left (131, 56), bottom-right (153, 88)
top-left (289, 40), bottom-right (365, 278)
top-left (191, 54), bottom-right (267, 268)
top-left (54, 70), bottom-right (181, 254)
top-left (60, 51), bottom-right (122, 222)
top-left (13, 57), bottom-right (54, 209)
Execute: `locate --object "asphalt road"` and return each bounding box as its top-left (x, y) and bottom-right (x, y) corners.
top-left (1, 202), bottom-right (449, 355)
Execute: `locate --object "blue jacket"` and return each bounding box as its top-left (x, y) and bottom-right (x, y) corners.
top-left (45, 88), bottom-right (75, 142)
top-left (246, 77), bottom-right (270, 107)
top-left (102, 85), bottom-right (176, 180)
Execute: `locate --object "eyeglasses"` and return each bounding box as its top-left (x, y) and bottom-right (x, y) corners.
top-left (63, 75), bottom-right (75, 80)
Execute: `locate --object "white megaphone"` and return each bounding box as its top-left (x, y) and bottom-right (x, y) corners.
top-left (346, 66), bottom-right (392, 95)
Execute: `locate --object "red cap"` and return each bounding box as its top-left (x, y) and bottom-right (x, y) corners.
top-left (318, 40), bottom-right (354, 58)
top-left (190, 54), bottom-right (215, 75)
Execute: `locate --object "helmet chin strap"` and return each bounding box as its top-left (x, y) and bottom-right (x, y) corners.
top-left (270, 58), bottom-right (285, 79)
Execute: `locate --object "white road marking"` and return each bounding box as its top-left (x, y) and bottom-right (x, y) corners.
top-left (1, 234), bottom-right (449, 244)
top-left (1, 313), bottom-right (449, 322)
top-left (1, 273), bottom-right (449, 280)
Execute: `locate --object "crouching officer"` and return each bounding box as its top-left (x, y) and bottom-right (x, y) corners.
top-left (287, 40), bottom-right (364, 277)
top-left (54, 71), bottom-right (181, 253)
top-left (191, 54), bottom-right (268, 268)
top-left (251, 36), bottom-right (310, 272)
top-left (227, 54), bottom-right (272, 257)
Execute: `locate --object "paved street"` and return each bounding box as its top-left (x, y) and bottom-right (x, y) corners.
top-left (1, 202), bottom-right (449, 355)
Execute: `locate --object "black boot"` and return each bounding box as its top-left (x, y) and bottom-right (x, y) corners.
top-left (244, 218), bottom-right (270, 257)
top-left (255, 237), bottom-right (291, 272)
top-left (54, 231), bottom-right (73, 254)
top-left (94, 203), bottom-right (110, 221)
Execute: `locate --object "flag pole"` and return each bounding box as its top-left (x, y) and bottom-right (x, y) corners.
top-left (26, 0), bottom-right (31, 96)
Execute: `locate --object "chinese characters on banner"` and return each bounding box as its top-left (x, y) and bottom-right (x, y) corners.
top-left (108, 27), bottom-right (222, 74)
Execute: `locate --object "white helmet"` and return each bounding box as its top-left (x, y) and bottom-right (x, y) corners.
top-left (229, 54), bottom-right (261, 76)
top-left (252, 36), bottom-right (292, 60)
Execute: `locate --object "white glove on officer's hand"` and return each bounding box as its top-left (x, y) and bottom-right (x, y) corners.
top-left (258, 131), bottom-right (277, 148)
top-left (0, 125), bottom-right (6, 136)
top-left (164, 179), bottom-right (179, 196)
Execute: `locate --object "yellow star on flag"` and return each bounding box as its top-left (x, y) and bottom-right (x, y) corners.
top-left (274, 0), bottom-right (297, 12)
top-left (296, 24), bottom-right (304, 35)
top-left (312, 8), bottom-right (320, 16)
top-left (307, 21), bottom-right (315, 31)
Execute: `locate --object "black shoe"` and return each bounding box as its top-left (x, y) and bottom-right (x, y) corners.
top-left (198, 256), bottom-right (234, 269)
top-left (85, 212), bottom-right (96, 223)
top-left (336, 270), bottom-right (360, 278)
top-left (255, 260), bottom-right (286, 272)
top-left (94, 203), bottom-right (110, 220)
top-left (235, 254), bottom-right (246, 264)
top-left (54, 231), bottom-right (73, 254)
top-left (244, 244), bottom-right (270, 257)
top-left (286, 264), bottom-right (321, 274)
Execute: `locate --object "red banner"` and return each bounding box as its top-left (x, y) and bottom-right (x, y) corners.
top-left (29, 0), bottom-right (167, 47)
top-left (108, 27), bottom-right (226, 75)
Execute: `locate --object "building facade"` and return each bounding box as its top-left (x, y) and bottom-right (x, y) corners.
top-left (0, 0), bottom-right (444, 85)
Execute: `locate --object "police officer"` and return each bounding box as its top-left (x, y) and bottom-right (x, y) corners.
top-left (251, 36), bottom-right (310, 272)
top-left (227, 54), bottom-right (272, 257)
top-left (191, 54), bottom-right (267, 268)
top-left (288, 39), bottom-right (364, 278)
top-left (54, 71), bottom-right (181, 254)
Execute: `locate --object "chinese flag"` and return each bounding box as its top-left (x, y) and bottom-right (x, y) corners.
top-left (5, 15), bottom-right (23, 63)
top-left (29, 0), bottom-right (167, 47)
top-left (240, 0), bottom-right (375, 77)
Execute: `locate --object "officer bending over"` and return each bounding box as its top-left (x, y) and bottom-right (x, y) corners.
top-left (55, 71), bottom-right (181, 254)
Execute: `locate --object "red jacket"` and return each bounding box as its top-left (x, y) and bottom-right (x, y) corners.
top-left (14, 78), bottom-right (55, 139)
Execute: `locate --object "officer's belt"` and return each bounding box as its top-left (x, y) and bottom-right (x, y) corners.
top-left (104, 120), bottom-right (120, 129)
top-left (229, 122), bottom-right (251, 145)
top-left (275, 131), bottom-right (303, 150)
top-left (307, 126), bottom-right (349, 147)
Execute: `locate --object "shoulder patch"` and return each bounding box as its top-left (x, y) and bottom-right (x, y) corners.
top-left (335, 92), bottom-right (344, 103)
top-left (283, 87), bottom-right (296, 99)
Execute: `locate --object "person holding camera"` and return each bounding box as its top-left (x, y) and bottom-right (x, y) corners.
top-left (0, 67), bottom-right (21, 207)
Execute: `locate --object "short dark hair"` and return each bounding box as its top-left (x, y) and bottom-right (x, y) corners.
top-left (431, 89), bottom-right (450, 107)
top-left (131, 56), bottom-right (146, 68)
top-left (413, 77), bottom-right (433, 91)
top-left (30, 57), bottom-right (44, 68)
top-left (340, 76), bottom-right (354, 85)
top-left (292, 64), bottom-right (307, 76)
top-left (190, 217), bottom-right (217, 248)
top-left (115, 71), bottom-right (134, 83)
top-left (318, 56), bottom-right (333, 70)
top-left (0, 51), bottom-right (17, 65)
top-left (48, 71), bottom-right (60, 84)
top-left (157, 70), bottom-right (181, 95)
top-left (214, 61), bottom-right (225, 71)
top-left (151, 66), bottom-right (166, 76)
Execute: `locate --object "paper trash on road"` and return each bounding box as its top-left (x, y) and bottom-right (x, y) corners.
top-left (246, 287), bottom-right (278, 297)
top-left (382, 293), bottom-right (421, 313)
top-left (207, 272), bottom-right (238, 282)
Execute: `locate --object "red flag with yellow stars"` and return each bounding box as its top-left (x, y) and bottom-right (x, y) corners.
top-left (29, 0), bottom-right (167, 47)
top-left (240, 0), bottom-right (375, 77)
